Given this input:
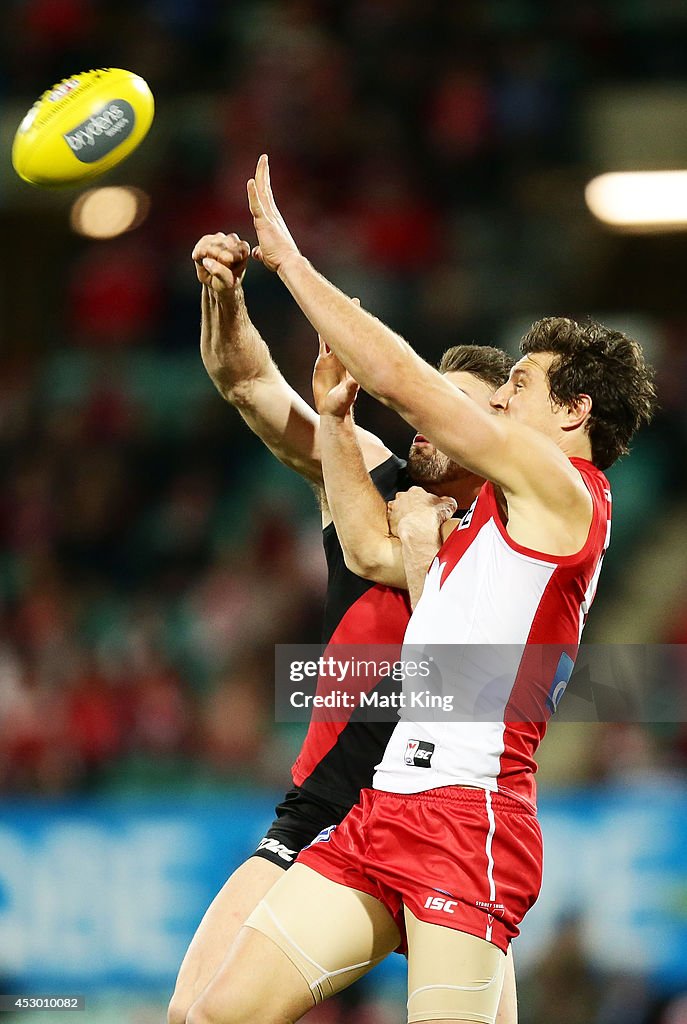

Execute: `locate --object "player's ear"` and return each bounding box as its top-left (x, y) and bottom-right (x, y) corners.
top-left (563, 393), bottom-right (592, 431)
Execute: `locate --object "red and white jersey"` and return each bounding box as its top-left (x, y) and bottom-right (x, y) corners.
top-left (373, 458), bottom-right (611, 811)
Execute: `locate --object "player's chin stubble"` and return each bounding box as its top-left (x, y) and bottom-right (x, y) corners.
top-left (407, 445), bottom-right (465, 485)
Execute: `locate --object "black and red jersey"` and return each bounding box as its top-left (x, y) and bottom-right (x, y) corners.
top-left (290, 454), bottom-right (412, 812)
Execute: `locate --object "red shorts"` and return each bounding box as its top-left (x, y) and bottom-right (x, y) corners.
top-left (297, 786), bottom-right (543, 953)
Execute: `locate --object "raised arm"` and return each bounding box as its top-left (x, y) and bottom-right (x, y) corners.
top-left (313, 343), bottom-right (455, 587)
top-left (311, 339), bottom-right (403, 584)
top-left (246, 158), bottom-right (593, 553)
top-left (193, 231), bottom-right (391, 486)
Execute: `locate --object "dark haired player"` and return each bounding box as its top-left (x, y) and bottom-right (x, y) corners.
top-left (168, 234), bottom-right (515, 1024)
top-left (182, 157), bottom-right (656, 1024)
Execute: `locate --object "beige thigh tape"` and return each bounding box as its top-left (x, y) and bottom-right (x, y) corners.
top-left (405, 908), bottom-right (506, 1024)
top-left (244, 864), bottom-right (400, 1003)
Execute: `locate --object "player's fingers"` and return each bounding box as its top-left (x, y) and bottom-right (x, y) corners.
top-left (251, 244), bottom-right (264, 263)
top-left (202, 256), bottom-right (235, 289)
top-left (343, 378), bottom-right (359, 402)
top-left (196, 240), bottom-right (249, 267)
top-left (254, 156), bottom-right (270, 209)
top-left (352, 297), bottom-right (361, 307)
top-left (192, 233), bottom-right (224, 260)
top-left (247, 178), bottom-right (266, 221)
top-left (263, 156), bottom-right (291, 232)
top-left (317, 335), bottom-right (331, 356)
top-left (261, 154), bottom-right (279, 216)
top-left (194, 232), bottom-right (241, 262)
top-left (437, 497), bottom-right (458, 520)
top-left (216, 237), bottom-right (250, 263)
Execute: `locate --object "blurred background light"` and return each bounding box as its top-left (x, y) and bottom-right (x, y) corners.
top-left (586, 171), bottom-right (687, 231)
top-left (70, 186), bottom-right (150, 238)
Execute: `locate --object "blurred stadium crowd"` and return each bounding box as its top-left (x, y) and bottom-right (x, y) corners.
top-left (1, 2), bottom-right (687, 1021)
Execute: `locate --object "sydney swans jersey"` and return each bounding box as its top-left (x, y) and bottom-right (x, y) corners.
top-left (291, 455), bottom-right (412, 808)
top-left (373, 458), bottom-right (611, 810)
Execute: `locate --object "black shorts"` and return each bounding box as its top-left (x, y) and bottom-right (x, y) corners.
top-left (252, 786), bottom-right (350, 869)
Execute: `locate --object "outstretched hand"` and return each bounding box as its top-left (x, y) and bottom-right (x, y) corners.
top-left (247, 154), bottom-right (301, 273)
top-left (312, 337), bottom-right (359, 418)
top-left (312, 297), bottom-right (361, 417)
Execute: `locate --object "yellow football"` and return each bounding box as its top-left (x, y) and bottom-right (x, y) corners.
top-left (12, 68), bottom-right (154, 187)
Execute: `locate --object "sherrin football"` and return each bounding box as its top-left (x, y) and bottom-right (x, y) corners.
top-left (12, 68), bottom-right (154, 187)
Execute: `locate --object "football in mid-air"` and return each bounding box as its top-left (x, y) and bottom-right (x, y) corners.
top-left (12, 68), bottom-right (154, 187)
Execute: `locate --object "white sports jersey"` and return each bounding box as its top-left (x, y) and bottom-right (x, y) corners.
top-left (373, 458), bottom-right (612, 811)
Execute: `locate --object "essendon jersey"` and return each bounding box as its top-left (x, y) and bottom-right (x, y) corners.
top-left (374, 458), bottom-right (612, 812)
top-left (291, 455), bottom-right (413, 809)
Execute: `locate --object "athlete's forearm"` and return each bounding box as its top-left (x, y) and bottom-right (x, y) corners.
top-left (277, 255), bottom-right (420, 417)
top-left (201, 282), bottom-right (327, 482)
top-left (201, 283), bottom-right (392, 485)
top-left (396, 518), bottom-right (442, 609)
top-left (275, 255), bottom-right (580, 509)
top-left (201, 283), bottom-right (274, 398)
top-left (320, 412), bottom-right (406, 587)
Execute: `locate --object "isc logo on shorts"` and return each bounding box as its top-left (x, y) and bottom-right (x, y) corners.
top-left (424, 895), bottom-right (457, 914)
top-left (404, 739), bottom-right (435, 767)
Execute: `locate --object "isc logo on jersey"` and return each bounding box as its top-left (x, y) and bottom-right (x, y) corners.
top-left (404, 738), bottom-right (435, 767)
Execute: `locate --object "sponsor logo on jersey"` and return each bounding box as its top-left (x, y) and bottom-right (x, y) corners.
top-left (404, 738), bottom-right (435, 767)
top-left (257, 837), bottom-right (297, 863)
top-left (424, 895), bottom-right (458, 914)
top-left (457, 498), bottom-right (477, 530)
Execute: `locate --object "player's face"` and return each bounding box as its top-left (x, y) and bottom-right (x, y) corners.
top-left (408, 371), bottom-right (495, 485)
top-left (489, 353), bottom-right (563, 439)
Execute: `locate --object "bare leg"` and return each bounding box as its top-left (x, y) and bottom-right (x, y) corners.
top-left (187, 864), bottom-right (400, 1024)
top-left (187, 925), bottom-right (316, 1024)
top-left (168, 857), bottom-right (283, 1024)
